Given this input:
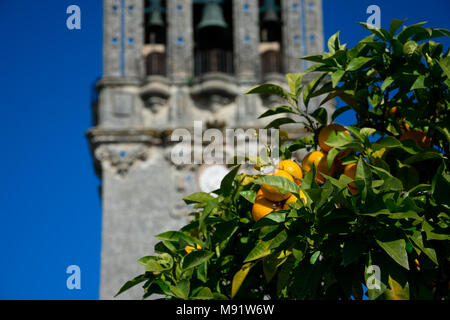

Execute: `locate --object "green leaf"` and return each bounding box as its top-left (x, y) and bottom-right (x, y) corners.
top-left (252, 211), bottom-right (286, 229)
top-left (301, 54), bottom-right (325, 63)
top-left (286, 73), bottom-right (305, 97)
top-left (384, 275), bottom-right (410, 300)
top-left (199, 197), bottom-right (219, 229)
top-left (376, 238), bottom-right (410, 270)
top-left (183, 192), bottom-right (215, 205)
top-left (373, 136), bottom-right (402, 150)
top-left (264, 117), bottom-right (297, 129)
top-left (389, 18), bottom-right (407, 35)
top-left (220, 165), bottom-right (240, 197)
top-left (253, 175), bottom-right (299, 195)
top-left (244, 230), bottom-right (288, 262)
top-left (356, 157), bottom-right (372, 182)
top-left (115, 274), bottom-right (148, 297)
top-left (258, 105), bottom-right (296, 119)
top-left (263, 251), bottom-right (290, 283)
top-left (324, 130), bottom-right (353, 148)
top-left (155, 231), bottom-right (202, 247)
top-left (190, 287), bottom-right (214, 300)
top-left (397, 21), bottom-right (428, 43)
top-left (212, 292), bottom-right (229, 300)
top-left (311, 107), bottom-right (328, 126)
top-left (310, 251), bottom-right (321, 264)
top-left (326, 147), bottom-right (340, 169)
top-left (182, 250), bottom-right (215, 270)
top-left (287, 136), bottom-right (315, 152)
top-left (409, 231), bottom-right (438, 265)
top-left (239, 190), bottom-right (256, 203)
top-left (231, 262), bottom-right (256, 298)
top-left (381, 76), bottom-right (395, 93)
top-left (331, 69), bottom-right (346, 87)
top-left (328, 31), bottom-right (341, 53)
top-left (244, 241), bottom-right (271, 262)
top-left (303, 73), bottom-right (327, 107)
top-left (246, 84), bottom-right (290, 100)
top-left (169, 279), bottom-right (190, 300)
top-left (404, 151), bottom-right (443, 164)
top-left (411, 75), bottom-right (426, 90)
top-left (358, 22), bottom-right (391, 40)
top-left (346, 57), bottom-right (374, 71)
top-left (437, 56), bottom-right (450, 79)
top-left (143, 254), bottom-right (174, 272)
top-left (196, 262), bottom-right (208, 283)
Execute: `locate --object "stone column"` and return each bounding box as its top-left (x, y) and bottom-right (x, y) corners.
top-left (103, 0), bottom-right (122, 78)
top-left (99, 0), bottom-right (144, 129)
top-left (167, 0), bottom-right (194, 82)
top-left (303, 0), bottom-right (324, 68)
top-left (103, 0), bottom-right (144, 79)
top-left (281, 0), bottom-right (304, 74)
top-left (233, 0), bottom-right (260, 124)
top-left (123, 0), bottom-right (144, 79)
top-left (233, 0), bottom-right (259, 82)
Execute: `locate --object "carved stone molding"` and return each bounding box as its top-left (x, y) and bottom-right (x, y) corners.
top-left (95, 143), bottom-right (149, 176)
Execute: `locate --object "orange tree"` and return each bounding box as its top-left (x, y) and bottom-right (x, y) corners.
top-left (118, 20), bottom-right (450, 300)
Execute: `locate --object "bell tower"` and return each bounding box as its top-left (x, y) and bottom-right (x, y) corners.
top-left (88, 0), bottom-right (332, 299)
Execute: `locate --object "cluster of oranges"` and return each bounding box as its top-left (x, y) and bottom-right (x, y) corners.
top-left (252, 123), bottom-right (358, 222)
top-left (252, 118), bottom-right (432, 222)
top-left (251, 160), bottom-right (307, 222)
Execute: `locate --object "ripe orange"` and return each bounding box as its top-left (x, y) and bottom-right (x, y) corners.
top-left (399, 130), bottom-right (431, 149)
top-left (343, 162), bottom-right (357, 189)
top-left (279, 160), bottom-right (303, 184)
top-left (318, 124), bottom-right (351, 153)
top-left (315, 156), bottom-right (336, 184)
top-left (255, 189), bottom-right (264, 199)
top-left (252, 197), bottom-right (282, 221)
top-left (260, 170), bottom-right (294, 202)
top-left (185, 243), bottom-right (202, 254)
top-left (389, 106), bottom-right (399, 117)
top-left (302, 151), bottom-right (325, 173)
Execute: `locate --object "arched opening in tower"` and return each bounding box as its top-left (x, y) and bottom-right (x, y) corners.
top-left (144, 0), bottom-right (167, 77)
top-left (259, 0), bottom-right (283, 75)
top-left (193, 0), bottom-right (234, 77)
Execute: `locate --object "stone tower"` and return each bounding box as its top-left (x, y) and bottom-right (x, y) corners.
top-left (88, 0), bottom-right (332, 299)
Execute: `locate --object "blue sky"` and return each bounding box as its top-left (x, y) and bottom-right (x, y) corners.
top-left (0, 0), bottom-right (448, 299)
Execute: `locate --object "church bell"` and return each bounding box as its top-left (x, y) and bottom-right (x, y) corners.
top-left (196, 1), bottom-right (228, 30)
top-left (261, 0), bottom-right (280, 24)
top-left (148, 9), bottom-right (164, 28)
